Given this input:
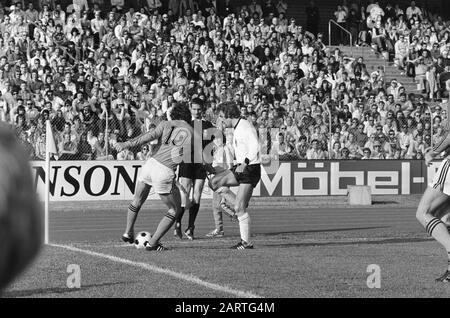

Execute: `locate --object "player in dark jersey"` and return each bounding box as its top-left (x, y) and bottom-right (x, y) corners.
top-left (175, 98), bottom-right (215, 240)
top-left (115, 103), bottom-right (196, 251)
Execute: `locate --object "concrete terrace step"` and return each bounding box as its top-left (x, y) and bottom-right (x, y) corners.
top-left (329, 45), bottom-right (422, 93)
top-left (287, 0), bottom-right (342, 42)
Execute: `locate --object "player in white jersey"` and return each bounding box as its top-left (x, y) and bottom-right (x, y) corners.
top-left (207, 102), bottom-right (261, 249)
top-left (419, 98), bottom-right (450, 281)
top-left (115, 103), bottom-right (196, 251)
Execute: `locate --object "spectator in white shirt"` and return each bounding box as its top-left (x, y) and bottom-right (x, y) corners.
top-left (406, 1), bottom-right (422, 20)
top-left (117, 148), bottom-right (135, 160)
top-left (72, 0), bottom-right (89, 15)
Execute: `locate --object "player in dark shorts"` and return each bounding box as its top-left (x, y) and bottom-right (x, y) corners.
top-left (207, 101), bottom-right (261, 249)
top-left (175, 98), bottom-right (215, 240)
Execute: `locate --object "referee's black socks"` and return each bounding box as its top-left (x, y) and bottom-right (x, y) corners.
top-left (188, 203), bottom-right (200, 229)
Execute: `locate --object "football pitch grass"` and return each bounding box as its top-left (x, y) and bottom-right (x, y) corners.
top-left (4, 197), bottom-right (450, 298)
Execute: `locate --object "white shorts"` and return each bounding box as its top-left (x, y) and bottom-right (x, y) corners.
top-left (430, 159), bottom-right (450, 195)
top-left (138, 158), bottom-right (175, 194)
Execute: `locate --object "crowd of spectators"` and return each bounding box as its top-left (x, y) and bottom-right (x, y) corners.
top-left (0, 0), bottom-right (448, 162)
top-left (334, 1), bottom-right (450, 102)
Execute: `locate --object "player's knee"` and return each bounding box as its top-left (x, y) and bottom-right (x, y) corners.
top-left (416, 210), bottom-right (426, 225)
top-left (234, 202), bottom-right (246, 216)
top-left (166, 208), bottom-right (177, 219)
top-left (209, 178), bottom-right (220, 192)
top-left (416, 205), bottom-right (432, 226)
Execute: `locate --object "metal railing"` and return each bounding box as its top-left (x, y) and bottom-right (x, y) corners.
top-left (328, 19), bottom-right (353, 55)
top-left (324, 104), bottom-right (333, 160)
top-left (427, 105), bottom-right (434, 150)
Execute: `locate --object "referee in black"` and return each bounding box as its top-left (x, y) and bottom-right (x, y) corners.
top-left (175, 98), bottom-right (215, 240)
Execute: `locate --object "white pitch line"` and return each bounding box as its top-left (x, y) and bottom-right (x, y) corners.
top-left (49, 243), bottom-right (262, 298)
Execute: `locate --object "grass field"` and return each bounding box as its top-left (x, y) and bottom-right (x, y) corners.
top-left (4, 196), bottom-right (450, 298)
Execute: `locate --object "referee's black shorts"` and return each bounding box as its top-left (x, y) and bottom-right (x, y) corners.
top-left (178, 162), bottom-right (207, 180)
top-left (230, 164), bottom-right (261, 188)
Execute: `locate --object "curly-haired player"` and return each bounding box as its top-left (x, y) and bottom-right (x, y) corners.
top-left (115, 103), bottom-right (197, 251)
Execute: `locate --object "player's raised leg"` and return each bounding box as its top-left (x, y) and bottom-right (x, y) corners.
top-left (122, 181), bottom-right (151, 244)
top-left (209, 169), bottom-right (239, 218)
top-left (209, 169), bottom-right (239, 191)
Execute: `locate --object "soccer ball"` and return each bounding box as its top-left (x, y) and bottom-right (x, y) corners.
top-left (134, 231), bottom-right (152, 249)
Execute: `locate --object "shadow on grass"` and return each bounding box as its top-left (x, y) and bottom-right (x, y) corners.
top-left (263, 237), bottom-right (431, 248)
top-left (262, 226), bottom-right (390, 236)
top-left (2, 281), bottom-right (137, 298)
top-left (372, 201), bottom-right (398, 205)
top-left (172, 227), bottom-right (392, 248)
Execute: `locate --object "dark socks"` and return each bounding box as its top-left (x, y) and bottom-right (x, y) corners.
top-left (188, 203), bottom-right (200, 229)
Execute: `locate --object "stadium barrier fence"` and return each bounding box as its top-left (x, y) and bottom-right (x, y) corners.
top-left (31, 159), bottom-right (437, 202)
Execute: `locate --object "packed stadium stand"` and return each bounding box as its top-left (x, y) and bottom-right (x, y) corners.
top-left (0, 0), bottom-right (449, 161)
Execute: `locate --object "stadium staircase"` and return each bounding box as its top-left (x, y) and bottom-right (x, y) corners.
top-left (327, 45), bottom-right (420, 94)
top-left (231, 1), bottom-right (422, 94)
top-left (287, 0), bottom-right (446, 35)
top-left (286, 0), bottom-right (337, 38)
top-left (286, 0), bottom-right (425, 95)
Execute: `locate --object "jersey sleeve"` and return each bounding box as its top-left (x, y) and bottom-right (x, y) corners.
top-left (124, 121), bottom-right (166, 149)
top-left (246, 123), bottom-right (260, 164)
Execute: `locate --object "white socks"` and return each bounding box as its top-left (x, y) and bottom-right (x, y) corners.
top-left (238, 213), bottom-right (251, 244)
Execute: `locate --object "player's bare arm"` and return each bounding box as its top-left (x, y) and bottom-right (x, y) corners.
top-left (115, 123), bottom-right (164, 152)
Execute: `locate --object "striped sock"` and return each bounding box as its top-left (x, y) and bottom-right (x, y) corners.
top-left (125, 204), bottom-right (140, 235)
top-left (188, 203), bottom-right (200, 229)
top-left (149, 212), bottom-right (176, 246)
top-left (128, 204), bottom-right (139, 214)
top-left (426, 218), bottom-right (450, 258)
top-left (426, 218), bottom-right (445, 237)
